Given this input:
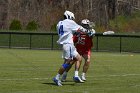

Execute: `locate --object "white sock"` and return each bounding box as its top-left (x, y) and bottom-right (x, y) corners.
top-left (56, 73), bottom-right (60, 80)
top-left (75, 71), bottom-right (79, 77)
top-left (82, 73), bottom-right (86, 77)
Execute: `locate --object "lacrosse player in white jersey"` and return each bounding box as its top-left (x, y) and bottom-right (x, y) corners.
top-left (53, 10), bottom-right (94, 86)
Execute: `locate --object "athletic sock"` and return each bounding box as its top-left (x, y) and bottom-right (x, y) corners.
top-left (75, 71), bottom-right (79, 77)
top-left (82, 73), bottom-right (86, 77)
top-left (55, 73), bottom-right (61, 80)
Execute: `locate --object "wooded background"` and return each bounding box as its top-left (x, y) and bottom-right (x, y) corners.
top-left (0, 0), bottom-right (140, 31)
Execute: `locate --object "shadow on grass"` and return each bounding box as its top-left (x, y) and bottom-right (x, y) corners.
top-left (42, 80), bottom-right (82, 86)
top-left (42, 82), bottom-right (75, 86)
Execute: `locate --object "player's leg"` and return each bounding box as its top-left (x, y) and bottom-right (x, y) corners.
top-left (61, 60), bottom-right (74, 82)
top-left (74, 55), bottom-right (82, 71)
top-left (61, 54), bottom-right (82, 82)
top-left (73, 53), bottom-right (84, 83)
top-left (81, 51), bottom-right (91, 81)
top-left (62, 46), bottom-right (83, 82)
top-left (53, 59), bottom-right (72, 86)
top-left (53, 44), bottom-right (73, 86)
top-left (64, 44), bottom-right (83, 83)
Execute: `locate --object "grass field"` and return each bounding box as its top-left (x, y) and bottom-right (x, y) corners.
top-left (0, 49), bottom-right (140, 93)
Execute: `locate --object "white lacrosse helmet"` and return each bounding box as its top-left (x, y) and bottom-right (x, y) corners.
top-left (64, 10), bottom-right (75, 20)
top-left (81, 19), bottom-right (90, 25)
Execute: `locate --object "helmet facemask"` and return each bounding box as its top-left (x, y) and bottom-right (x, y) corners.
top-left (81, 19), bottom-right (90, 29)
top-left (81, 24), bottom-right (90, 29)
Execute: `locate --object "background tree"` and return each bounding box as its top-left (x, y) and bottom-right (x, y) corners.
top-left (0, 0), bottom-right (139, 32)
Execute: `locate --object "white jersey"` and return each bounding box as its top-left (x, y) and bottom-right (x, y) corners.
top-left (57, 19), bottom-right (81, 45)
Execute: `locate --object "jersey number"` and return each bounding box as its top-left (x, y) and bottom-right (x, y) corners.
top-left (58, 25), bottom-right (64, 36)
top-left (77, 37), bottom-right (85, 45)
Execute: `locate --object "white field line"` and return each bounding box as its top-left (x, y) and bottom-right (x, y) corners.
top-left (0, 73), bottom-right (140, 81)
top-left (0, 77), bottom-right (49, 81)
top-left (94, 54), bottom-right (135, 57)
top-left (87, 73), bottom-right (140, 77)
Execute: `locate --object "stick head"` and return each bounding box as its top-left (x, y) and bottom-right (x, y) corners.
top-left (103, 31), bottom-right (115, 35)
top-left (89, 22), bottom-right (95, 29)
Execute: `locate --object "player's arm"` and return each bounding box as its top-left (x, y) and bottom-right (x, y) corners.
top-left (70, 20), bottom-right (88, 33)
top-left (71, 20), bottom-right (96, 37)
top-left (73, 33), bottom-right (78, 43)
top-left (76, 26), bottom-right (96, 37)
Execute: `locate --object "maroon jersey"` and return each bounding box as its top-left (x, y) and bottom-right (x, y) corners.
top-left (73, 33), bottom-right (93, 56)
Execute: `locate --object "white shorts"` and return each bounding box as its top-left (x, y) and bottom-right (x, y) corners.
top-left (62, 43), bottom-right (78, 59)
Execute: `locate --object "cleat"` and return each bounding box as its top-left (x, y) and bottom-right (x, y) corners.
top-left (81, 75), bottom-right (86, 81)
top-left (61, 74), bottom-right (67, 82)
top-left (53, 77), bottom-right (62, 86)
top-left (73, 76), bottom-right (84, 83)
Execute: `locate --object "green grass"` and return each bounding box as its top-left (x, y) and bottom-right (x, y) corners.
top-left (0, 49), bottom-right (140, 93)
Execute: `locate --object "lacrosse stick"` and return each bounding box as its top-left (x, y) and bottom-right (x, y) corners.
top-left (89, 22), bottom-right (115, 35)
top-left (89, 22), bottom-right (95, 29)
top-left (103, 31), bottom-right (115, 35)
top-left (86, 21), bottom-right (115, 36)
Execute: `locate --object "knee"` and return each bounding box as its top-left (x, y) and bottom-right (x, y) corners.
top-left (62, 63), bottom-right (70, 69)
top-left (78, 55), bottom-right (82, 62)
top-left (74, 54), bottom-right (82, 62)
top-left (85, 57), bottom-right (90, 63)
top-left (85, 59), bottom-right (90, 66)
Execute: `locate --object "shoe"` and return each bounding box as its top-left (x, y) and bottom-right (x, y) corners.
top-left (81, 75), bottom-right (86, 81)
top-left (73, 76), bottom-right (84, 83)
top-left (53, 77), bottom-right (62, 86)
top-left (61, 74), bottom-right (67, 82)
